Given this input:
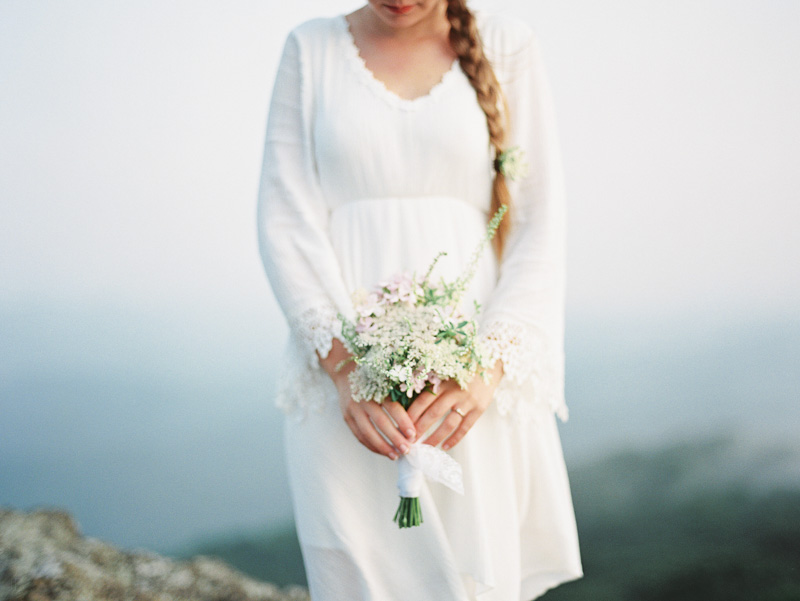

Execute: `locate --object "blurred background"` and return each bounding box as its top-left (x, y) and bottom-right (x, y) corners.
top-left (1, 0), bottom-right (798, 599)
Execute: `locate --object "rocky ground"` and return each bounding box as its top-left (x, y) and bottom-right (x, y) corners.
top-left (0, 508), bottom-right (309, 601)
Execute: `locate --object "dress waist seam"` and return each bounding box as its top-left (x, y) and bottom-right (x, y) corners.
top-left (329, 195), bottom-right (488, 215)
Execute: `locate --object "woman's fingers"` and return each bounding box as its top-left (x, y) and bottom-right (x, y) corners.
top-left (342, 412), bottom-right (383, 455)
top-left (380, 401), bottom-right (417, 442)
top-left (406, 389), bottom-right (438, 423)
top-left (341, 398), bottom-right (417, 459)
top-left (342, 401), bottom-right (392, 457)
top-left (340, 371), bottom-right (495, 456)
top-left (364, 403), bottom-right (413, 456)
top-left (352, 409), bottom-right (400, 459)
top-left (422, 409), bottom-right (463, 448)
top-left (413, 393), bottom-right (457, 442)
top-left (442, 408), bottom-right (481, 450)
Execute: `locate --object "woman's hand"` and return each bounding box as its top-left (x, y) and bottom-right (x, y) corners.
top-left (407, 361), bottom-right (504, 451)
top-left (320, 339), bottom-right (416, 460)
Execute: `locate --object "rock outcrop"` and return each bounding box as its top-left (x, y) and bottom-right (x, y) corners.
top-left (0, 508), bottom-right (310, 601)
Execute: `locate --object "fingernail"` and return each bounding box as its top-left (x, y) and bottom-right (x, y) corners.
top-left (406, 429), bottom-right (416, 439)
top-left (442, 443), bottom-right (450, 450)
top-left (399, 444), bottom-right (409, 454)
top-left (389, 452), bottom-right (398, 460)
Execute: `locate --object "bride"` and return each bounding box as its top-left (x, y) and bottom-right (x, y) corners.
top-left (257, 1), bottom-right (583, 599)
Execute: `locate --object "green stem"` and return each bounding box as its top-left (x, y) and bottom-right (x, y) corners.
top-left (450, 205), bottom-right (508, 303)
top-left (393, 497), bottom-right (423, 528)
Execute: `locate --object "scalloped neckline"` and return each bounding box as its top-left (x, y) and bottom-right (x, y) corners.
top-left (338, 14), bottom-right (461, 110)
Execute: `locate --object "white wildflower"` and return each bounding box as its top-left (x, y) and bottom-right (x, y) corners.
top-left (495, 146), bottom-right (530, 181)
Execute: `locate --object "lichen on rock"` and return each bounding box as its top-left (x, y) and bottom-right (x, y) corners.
top-left (0, 508), bottom-right (309, 601)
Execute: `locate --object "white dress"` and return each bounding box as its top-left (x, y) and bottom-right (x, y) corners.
top-left (257, 12), bottom-right (582, 601)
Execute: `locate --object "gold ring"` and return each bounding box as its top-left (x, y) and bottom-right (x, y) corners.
top-left (453, 407), bottom-right (466, 418)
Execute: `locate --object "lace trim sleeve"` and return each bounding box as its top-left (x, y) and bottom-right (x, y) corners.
top-left (288, 304), bottom-right (343, 368)
top-left (480, 319), bottom-right (568, 422)
top-left (273, 303), bottom-right (342, 418)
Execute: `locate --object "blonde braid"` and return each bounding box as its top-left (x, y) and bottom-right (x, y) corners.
top-left (446, 0), bottom-right (511, 257)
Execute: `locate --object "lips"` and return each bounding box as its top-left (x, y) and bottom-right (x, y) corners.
top-left (385, 4), bottom-right (414, 15)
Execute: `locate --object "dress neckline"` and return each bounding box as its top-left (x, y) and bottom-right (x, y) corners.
top-left (337, 14), bottom-right (461, 111)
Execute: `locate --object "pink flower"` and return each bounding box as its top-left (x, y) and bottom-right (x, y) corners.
top-left (427, 372), bottom-right (442, 394)
top-left (378, 271), bottom-right (418, 305)
top-left (356, 316), bottom-right (377, 333)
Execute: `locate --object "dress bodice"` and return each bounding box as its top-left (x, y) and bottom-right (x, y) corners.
top-left (313, 16), bottom-right (493, 214)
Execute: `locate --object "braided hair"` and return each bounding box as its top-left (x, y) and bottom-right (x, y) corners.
top-left (446, 0), bottom-right (511, 257)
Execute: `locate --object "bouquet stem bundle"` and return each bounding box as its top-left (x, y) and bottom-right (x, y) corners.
top-left (394, 497), bottom-right (423, 528)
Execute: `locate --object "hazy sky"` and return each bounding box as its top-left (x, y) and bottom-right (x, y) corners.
top-left (1, 0), bottom-right (799, 551)
top-left (1, 0), bottom-right (799, 324)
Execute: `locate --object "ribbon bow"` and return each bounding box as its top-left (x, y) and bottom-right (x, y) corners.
top-left (397, 441), bottom-right (465, 498)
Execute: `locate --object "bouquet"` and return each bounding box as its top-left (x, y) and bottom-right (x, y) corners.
top-left (337, 205), bottom-right (508, 528)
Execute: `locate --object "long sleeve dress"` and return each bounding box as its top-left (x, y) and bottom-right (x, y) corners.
top-left (257, 11), bottom-right (582, 601)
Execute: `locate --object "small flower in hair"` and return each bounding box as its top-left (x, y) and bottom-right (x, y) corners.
top-left (494, 146), bottom-right (530, 181)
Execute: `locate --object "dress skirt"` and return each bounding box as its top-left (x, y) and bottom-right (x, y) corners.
top-left (281, 197), bottom-right (582, 601)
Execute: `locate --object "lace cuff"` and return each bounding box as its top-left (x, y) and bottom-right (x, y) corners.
top-left (274, 304), bottom-right (342, 418)
top-left (288, 304), bottom-right (342, 368)
top-left (479, 319), bottom-right (568, 421)
top-left (274, 341), bottom-right (335, 418)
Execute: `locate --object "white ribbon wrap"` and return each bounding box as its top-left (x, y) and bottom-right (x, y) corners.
top-left (396, 441), bottom-right (465, 497)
